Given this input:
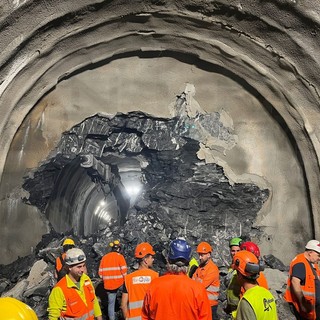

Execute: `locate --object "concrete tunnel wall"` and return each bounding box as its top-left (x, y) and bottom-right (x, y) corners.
top-left (0, 0), bottom-right (320, 265)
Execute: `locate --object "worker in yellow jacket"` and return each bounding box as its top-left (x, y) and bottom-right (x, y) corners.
top-left (231, 250), bottom-right (277, 320)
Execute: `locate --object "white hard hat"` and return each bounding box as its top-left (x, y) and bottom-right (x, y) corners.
top-left (65, 248), bottom-right (86, 265)
top-left (305, 240), bottom-right (320, 253)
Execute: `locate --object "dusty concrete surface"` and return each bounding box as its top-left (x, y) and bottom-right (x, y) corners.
top-left (0, 1), bottom-right (319, 264)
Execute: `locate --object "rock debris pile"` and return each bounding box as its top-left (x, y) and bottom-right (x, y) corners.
top-left (0, 229), bottom-right (293, 319)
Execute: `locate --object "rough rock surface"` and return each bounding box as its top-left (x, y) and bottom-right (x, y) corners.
top-left (23, 111), bottom-right (269, 254)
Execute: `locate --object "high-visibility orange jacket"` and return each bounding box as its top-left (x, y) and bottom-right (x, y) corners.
top-left (141, 273), bottom-right (212, 320)
top-left (56, 275), bottom-right (95, 320)
top-left (239, 271), bottom-right (269, 297)
top-left (99, 251), bottom-right (127, 290)
top-left (284, 253), bottom-right (320, 320)
top-left (257, 271), bottom-right (269, 289)
top-left (125, 269), bottom-right (159, 319)
top-left (192, 259), bottom-right (220, 306)
top-left (55, 253), bottom-right (66, 273)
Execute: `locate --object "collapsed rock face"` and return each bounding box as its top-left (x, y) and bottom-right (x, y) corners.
top-left (23, 109), bottom-right (269, 252)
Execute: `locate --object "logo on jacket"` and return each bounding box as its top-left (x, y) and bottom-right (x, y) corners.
top-left (263, 298), bottom-right (274, 311)
top-left (133, 276), bottom-right (152, 284)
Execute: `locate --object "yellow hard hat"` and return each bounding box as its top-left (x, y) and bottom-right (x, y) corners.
top-left (0, 297), bottom-right (38, 320)
top-left (62, 238), bottom-right (75, 246)
top-left (109, 240), bottom-right (121, 248)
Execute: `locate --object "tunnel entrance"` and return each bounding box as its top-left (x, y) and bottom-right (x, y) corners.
top-left (22, 95), bottom-right (269, 243)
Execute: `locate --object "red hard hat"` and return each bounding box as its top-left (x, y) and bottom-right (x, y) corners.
top-left (135, 242), bottom-right (155, 258)
top-left (240, 241), bottom-right (260, 258)
top-left (196, 242), bottom-right (212, 254)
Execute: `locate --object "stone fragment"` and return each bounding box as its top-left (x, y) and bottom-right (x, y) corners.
top-left (264, 254), bottom-right (288, 271)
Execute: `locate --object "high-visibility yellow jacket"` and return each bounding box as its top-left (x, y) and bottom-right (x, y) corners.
top-left (227, 269), bottom-right (269, 314)
top-left (48, 274), bottom-right (102, 320)
top-left (235, 285), bottom-right (277, 320)
top-left (240, 271), bottom-right (269, 296)
top-left (188, 257), bottom-right (199, 278)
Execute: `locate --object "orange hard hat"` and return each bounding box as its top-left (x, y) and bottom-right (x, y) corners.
top-left (196, 241), bottom-right (212, 254)
top-left (232, 250), bottom-right (262, 279)
top-left (135, 242), bottom-right (155, 258)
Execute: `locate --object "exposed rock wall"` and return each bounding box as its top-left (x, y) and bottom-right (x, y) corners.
top-left (22, 112), bottom-right (269, 245)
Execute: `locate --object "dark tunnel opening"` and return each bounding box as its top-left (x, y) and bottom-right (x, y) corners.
top-left (22, 109), bottom-right (269, 241)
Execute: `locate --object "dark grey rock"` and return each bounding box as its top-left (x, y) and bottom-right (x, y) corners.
top-left (264, 254), bottom-right (289, 271)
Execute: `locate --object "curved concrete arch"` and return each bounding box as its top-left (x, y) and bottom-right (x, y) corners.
top-left (0, 1), bottom-right (320, 264)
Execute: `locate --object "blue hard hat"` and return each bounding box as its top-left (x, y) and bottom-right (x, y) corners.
top-left (168, 238), bottom-right (192, 263)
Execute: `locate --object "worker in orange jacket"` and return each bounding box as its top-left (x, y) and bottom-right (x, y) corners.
top-left (48, 248), bottom-right (102, 320)
top-left (121, 242), bottom-right (159, 319)
top-left (98, 240), bottom-right (127, 320)
top-left (142, 238), bottom-right (212, 320)
top-left (54, 238), bottom-right (75, 281)
top-left (193, 241), bottom-right (220, 320)
top-left (284, 239), bottom-right (320, 320)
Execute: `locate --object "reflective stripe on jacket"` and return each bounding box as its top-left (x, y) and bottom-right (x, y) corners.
top-left (192, 259), bottom-right (220, 306)
top-left (99, 251), bottom-right (127, 290)
top-left (236, 285), bottom-right (278, 320)
top-left (125, 269), bottom-right (159, 319)
top-left (56, 275), bottom-right (95, 320)
top-left (284, 253), bottom-right (319, 320)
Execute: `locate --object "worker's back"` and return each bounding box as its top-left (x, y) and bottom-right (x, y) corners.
top-left (142, 273), bottom-right (212, 320)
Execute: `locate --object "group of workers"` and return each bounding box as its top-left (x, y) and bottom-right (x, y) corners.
top-left (226, 237), bottom-right (320, 320)
top-left (1, 237), bottom-right (320, 320)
